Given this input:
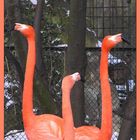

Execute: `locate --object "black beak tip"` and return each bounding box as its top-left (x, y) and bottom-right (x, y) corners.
top-left (121, 34), bottom-right (131, 45)
top-left (80, 75), bottom-right (85, 83)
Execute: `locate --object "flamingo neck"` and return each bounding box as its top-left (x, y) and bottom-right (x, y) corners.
top-left (62, 89), bottom-right (75, 140)
top-left (100, 47), bottom-right (112, 139)
top-left (23, 36), bottom-right (36, 122)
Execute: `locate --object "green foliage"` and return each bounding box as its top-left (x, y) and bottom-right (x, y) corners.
top-left (20, 0), bottom-right (70, 47)
top-left (41, 0), bottom-right (70, 47)
top-left (4, 0), bottom-right (70, 47)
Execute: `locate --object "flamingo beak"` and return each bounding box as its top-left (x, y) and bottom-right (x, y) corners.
top-left (14, 23), bottom-right (22, 30)
top-left (121, 34), bottom-right (130, 44)
top-left (80, 75), bottom-right (85, 83)
top-left (71, 72), bottom-right (81, 82)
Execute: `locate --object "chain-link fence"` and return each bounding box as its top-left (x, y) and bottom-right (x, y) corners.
top-left (4, 46), bottom-right (136, 140)
top-left (84, 47), bottom-right (136, 140)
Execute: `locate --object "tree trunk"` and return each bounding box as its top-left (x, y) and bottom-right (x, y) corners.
top-left (65, 0), bottom-right (87, 127)
top-left (33, 0), bottom-right (57, 114)
top-left (6, 0), bottom-right (27, 72)
top-left (34, 0), bottom-right (47, 84)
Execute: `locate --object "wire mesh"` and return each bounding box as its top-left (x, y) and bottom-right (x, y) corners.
top-left (4, 50), bottom-right (24, 139)
top-left (86, 0), bottom-right (136, 48)
top-left (84, 47), bottom-right (136, 139)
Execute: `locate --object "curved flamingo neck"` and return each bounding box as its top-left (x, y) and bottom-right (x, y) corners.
top-left (23, 36), bottom-right (36, 122)
top-left (100, 47), bottom-right (112, 139)
top-left (62, 88), bottom-right (75, 140)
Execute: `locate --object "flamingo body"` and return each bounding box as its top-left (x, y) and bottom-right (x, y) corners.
top-left (14, 23), bottom-right (63, 140)
top-left (75, 126), bottom-right (100, 140)
top-left (24, 115), bottom-right (63, 140)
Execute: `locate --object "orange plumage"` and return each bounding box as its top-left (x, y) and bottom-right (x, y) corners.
top-left (14, 23), bottom-right (63, 140)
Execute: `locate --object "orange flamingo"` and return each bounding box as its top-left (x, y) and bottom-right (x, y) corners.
top-left (14, 23), bottom-right (64, 140)
top-left (62, 33), bottom-right (126, 140)
top-left (61, 72), bottom-right (81, 140)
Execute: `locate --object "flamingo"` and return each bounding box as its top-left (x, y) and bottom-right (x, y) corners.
top-left (14, 23), bottom-right (64, 140)
top-left (62, 33), bottom-right (127, 140)
top-left (61, 72), bottom-right (81, 140)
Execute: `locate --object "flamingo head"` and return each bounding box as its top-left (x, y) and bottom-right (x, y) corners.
top-left (102, 33), bottom-right (129, 51)
top-left (14, 23), bottom-right (35, 38)
top-left (62, 72), bottom-right (81, 92)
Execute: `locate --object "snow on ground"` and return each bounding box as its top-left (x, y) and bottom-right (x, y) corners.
top-left (5, 130), bottom-right (27, 140)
